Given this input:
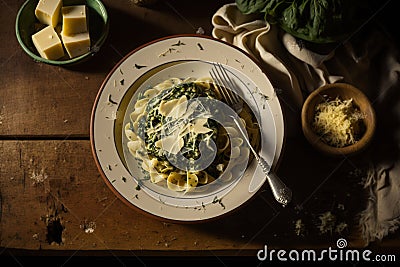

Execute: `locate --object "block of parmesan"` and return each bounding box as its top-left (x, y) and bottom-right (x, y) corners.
top-left (61, 31), bottom-right (91, 58)
top-left (35, 0), bottom-right (62, 27)
top-left (61, 5), bottom-right (88, 36)
top-left (32, 25), bottom-right (65, 60)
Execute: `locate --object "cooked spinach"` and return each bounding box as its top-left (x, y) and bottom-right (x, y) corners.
top-left (139, 82), bottom-right (218, 163)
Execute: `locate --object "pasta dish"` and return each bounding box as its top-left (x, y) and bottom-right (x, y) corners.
top-left (124, 77), bottom-right (260, 193)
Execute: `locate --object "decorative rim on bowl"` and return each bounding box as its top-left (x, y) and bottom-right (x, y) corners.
top-left (90, 34), bottom-right (285, 222)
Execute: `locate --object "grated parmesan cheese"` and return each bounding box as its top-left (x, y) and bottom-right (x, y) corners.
top-left (312, 97), bottom-right (364, 148)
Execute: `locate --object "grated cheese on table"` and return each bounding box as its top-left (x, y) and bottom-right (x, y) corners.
top-left (312, 97), bottom-right (364, 148)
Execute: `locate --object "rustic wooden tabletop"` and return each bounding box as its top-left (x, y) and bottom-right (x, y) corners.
top-left (1, 0), bottom-right (399, 265)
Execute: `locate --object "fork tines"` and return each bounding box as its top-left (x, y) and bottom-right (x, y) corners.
top-left (209, 63), bottom-right (243, 111)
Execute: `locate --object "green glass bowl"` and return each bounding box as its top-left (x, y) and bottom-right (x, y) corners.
top-left (15, 0), bottom-right (109, 66)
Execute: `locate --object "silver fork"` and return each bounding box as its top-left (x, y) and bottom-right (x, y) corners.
top-left (210, 63), bottom-right (292, 207)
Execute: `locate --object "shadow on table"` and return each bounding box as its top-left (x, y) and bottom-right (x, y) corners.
top-left (187, 135), bottom-right (371, 250)
top-left (187, 75), bottom-right (400, 252)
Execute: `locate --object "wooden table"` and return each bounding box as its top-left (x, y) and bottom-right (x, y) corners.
top-left (1, 0), bottom-right (399, 264)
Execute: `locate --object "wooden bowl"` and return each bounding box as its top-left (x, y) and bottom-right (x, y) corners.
top-left (301, 83), bottom-right (376, 157)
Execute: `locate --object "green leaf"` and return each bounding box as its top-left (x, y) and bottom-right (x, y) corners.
top-left (281, 2), bottom-right (299, 30)
top-left (261, 0), bottom-right (288, 17)
top-left (235, 0), bottom-right (383, 43)
top-left (235, 0), bottom-right (272, 14)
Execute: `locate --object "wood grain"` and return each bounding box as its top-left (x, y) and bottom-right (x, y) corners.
top-left (1, 139), bottom-right (391, 255)
top-left (0, 140), bottom-right (276, 254)
top-left (0, 0), bottom-right (228, 137)
top-left (1, 0), bottom-right (399, 258)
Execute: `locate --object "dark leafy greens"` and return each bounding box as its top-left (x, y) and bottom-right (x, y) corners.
top-left (139, 82), bottom-right (218, 162)
top-left (235, 0), bottom-right (382, 43)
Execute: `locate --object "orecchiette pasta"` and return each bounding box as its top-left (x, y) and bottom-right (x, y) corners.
top-left (124, 77), bottom-right (260, 193)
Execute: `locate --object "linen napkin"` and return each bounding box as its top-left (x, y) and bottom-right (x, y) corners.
top-left (211, 3), bottom-right (400, 245)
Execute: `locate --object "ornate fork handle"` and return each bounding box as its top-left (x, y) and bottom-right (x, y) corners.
top-left (232, 116), bottom-right (292, 207)
top-left (256, 156), bottom-right (292, 207)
